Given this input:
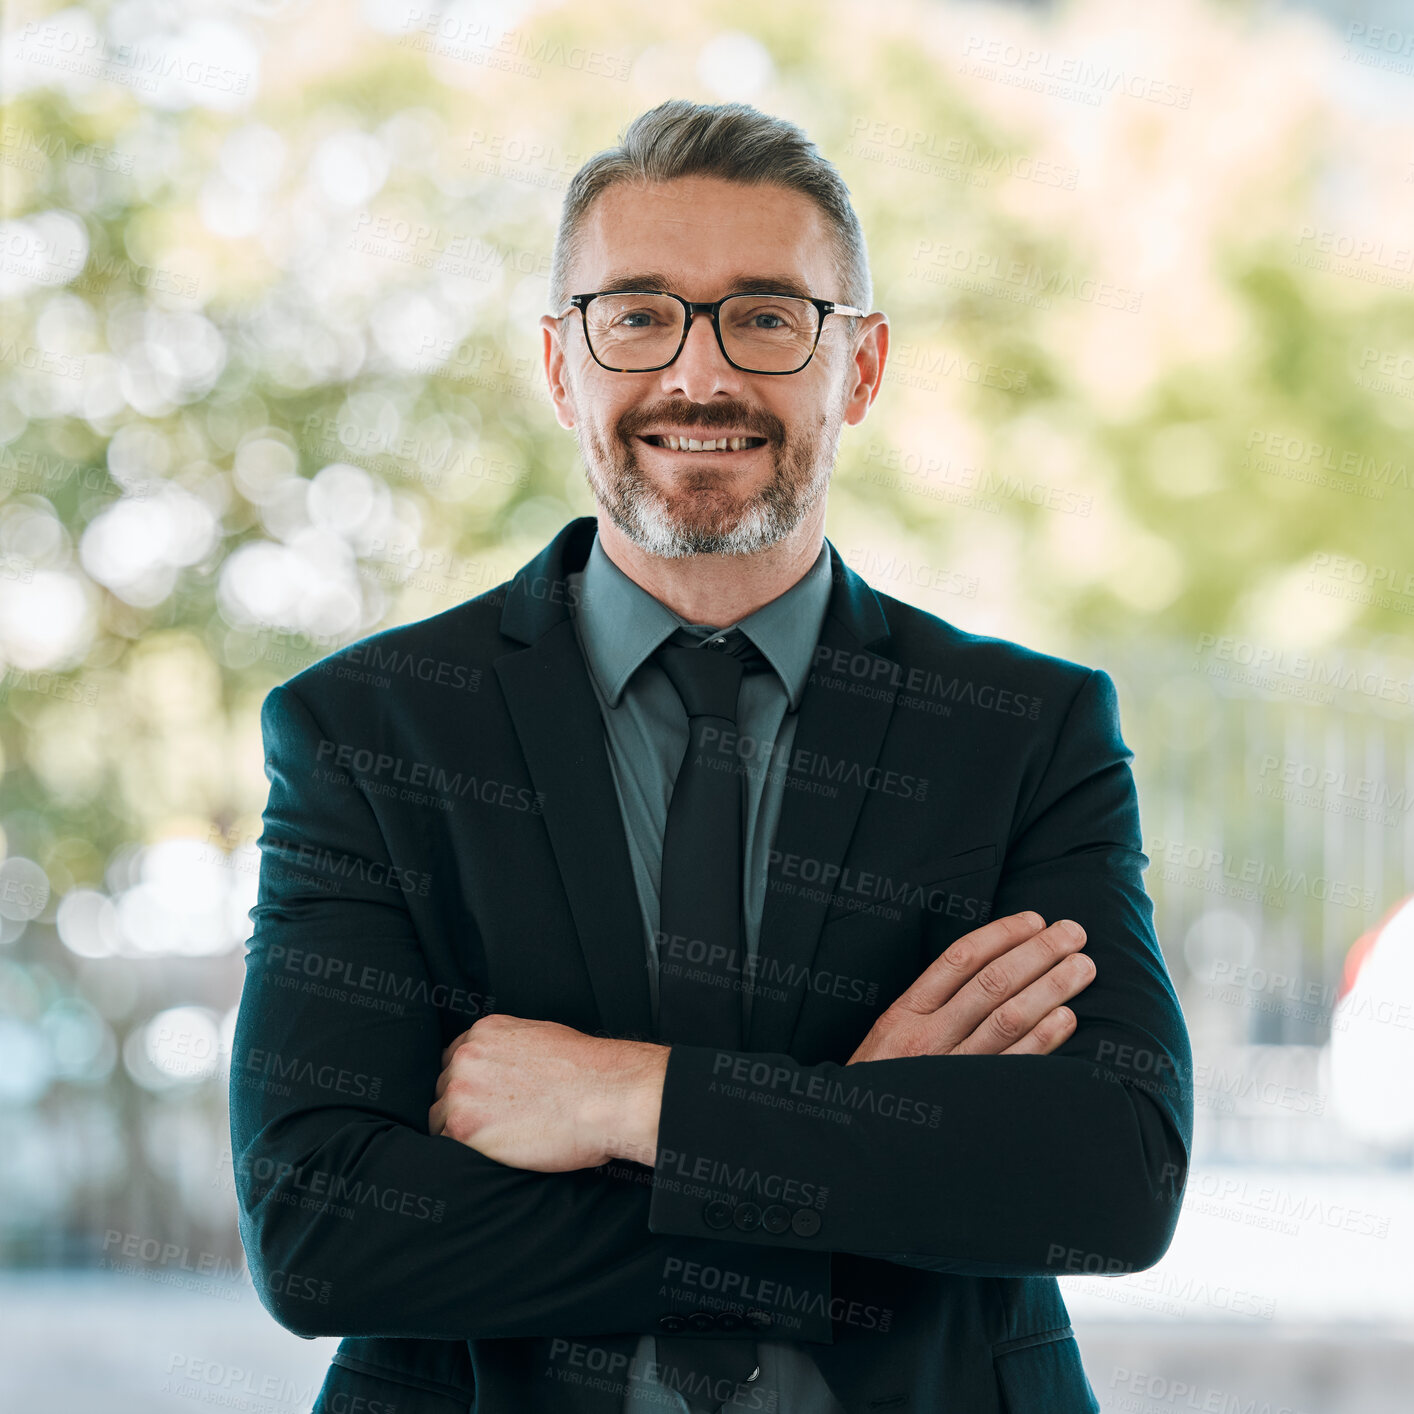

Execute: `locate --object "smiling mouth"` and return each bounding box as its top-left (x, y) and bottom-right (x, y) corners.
top-left (637, 434), bottom-right (769, 454)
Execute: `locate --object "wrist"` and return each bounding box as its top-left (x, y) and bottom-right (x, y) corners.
top-left (601, 1040), bottom-right (669, 1166)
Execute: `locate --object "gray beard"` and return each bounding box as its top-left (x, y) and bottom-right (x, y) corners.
top-left (577, 409), bottom-right (842, 559)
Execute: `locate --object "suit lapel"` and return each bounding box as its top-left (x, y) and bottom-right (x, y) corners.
top-left (493, 518), bottom-right (901, 1056)
top-left (746, 549), bottom-right (900, 1053)
top-left (494, 518), bottom-right (655, 1044)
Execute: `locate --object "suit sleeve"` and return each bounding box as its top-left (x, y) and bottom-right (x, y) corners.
top-left (646, 667), bottom-right (1193, 1279)
top-left (230, 681), bottom-right (834, 1341)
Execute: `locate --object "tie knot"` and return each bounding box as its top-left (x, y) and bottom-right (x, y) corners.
top-left (654, 628), bottom-right (763, 720)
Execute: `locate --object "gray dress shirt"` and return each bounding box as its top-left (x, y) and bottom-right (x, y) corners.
top-left (566, 530), bottom-right (847, 1414)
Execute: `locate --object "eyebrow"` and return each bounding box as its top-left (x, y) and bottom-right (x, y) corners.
top-left (594, 270), bottom-right (816, 300)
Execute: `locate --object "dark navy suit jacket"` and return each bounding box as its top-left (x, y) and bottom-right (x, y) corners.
top-left (230, 514), bottom-right (1193, 1413)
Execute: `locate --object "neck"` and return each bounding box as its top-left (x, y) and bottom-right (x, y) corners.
top-left (594, 504), bottom-right (826, 627)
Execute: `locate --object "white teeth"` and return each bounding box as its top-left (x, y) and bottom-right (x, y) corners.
top-left (648, 435), bottom-right (762, 452)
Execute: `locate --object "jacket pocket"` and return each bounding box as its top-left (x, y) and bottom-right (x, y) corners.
top-left (991, 1326), bottom-right (1100, 1414)
top-left (821, 843), bottom-right (999, 927)
top-left (916, 842), bottom-right (997, 885)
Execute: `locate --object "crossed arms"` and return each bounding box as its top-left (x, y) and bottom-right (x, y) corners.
top-left (230, 668), bottom-right (1193, 1341)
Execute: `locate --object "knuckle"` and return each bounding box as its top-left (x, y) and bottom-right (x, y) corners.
top-left (974, 964), bottom-right (1011, 1002)
top-left (941, 943), bottom-right (977, 977)
top-left (991, 1004), bottom-right (1025, 1041)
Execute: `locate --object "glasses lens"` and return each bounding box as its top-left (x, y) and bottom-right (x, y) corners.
top-left (720, 295), bottom-right (820, 372)
top-left (584, 293), bottom-right (684, 370)
top-left (583, 293), bottom-right (822, 372)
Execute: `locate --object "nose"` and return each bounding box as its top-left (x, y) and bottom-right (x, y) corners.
top-left (656, 307), bottom-right (747, 402)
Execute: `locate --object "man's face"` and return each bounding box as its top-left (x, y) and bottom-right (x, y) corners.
top-left (540, 176), bottom-right (875, 558)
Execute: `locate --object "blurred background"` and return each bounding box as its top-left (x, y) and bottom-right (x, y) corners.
top-left (2, 0), bottom-right (1413, 1408)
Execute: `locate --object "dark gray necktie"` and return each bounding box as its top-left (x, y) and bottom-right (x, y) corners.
top-left (651, 625), bottom-right (766, 1413)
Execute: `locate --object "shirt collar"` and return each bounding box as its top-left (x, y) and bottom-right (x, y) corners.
top-left (570, 529), bottom-right (833, 712)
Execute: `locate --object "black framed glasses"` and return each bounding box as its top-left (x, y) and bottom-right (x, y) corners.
top-left (557, 289), bottom-right (868, 375)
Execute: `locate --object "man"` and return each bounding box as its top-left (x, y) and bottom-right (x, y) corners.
top-left (231, 100), bottom-right (1192, 1414)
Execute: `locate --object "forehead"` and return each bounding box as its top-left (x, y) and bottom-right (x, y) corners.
top-left (572, 175), bottom-right (836, 301)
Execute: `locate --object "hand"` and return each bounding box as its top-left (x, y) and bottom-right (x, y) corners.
top-left (846, 911), bottom-right (1093, 1064)
top-left (428, 1013), bottom-right (669, 1172)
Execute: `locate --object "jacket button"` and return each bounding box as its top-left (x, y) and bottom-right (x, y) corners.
top-left (733, 1201), bottom-right (762, 1232)
top-left (761, 1204), bottom-right (791, 1234)
top-left (744, 1309), bottom-right (774, 1331)
top-left (658, 1314), bottom-right (687, 1332)
top-left (703, 1199), bottom-right (734, 1230)
top-left (714, 1311), bottom-right (744, 1332)
top-left (688, 1311), bottom-right (716, 1332)
top-left (791, 1208), bottom-right (822, 1237)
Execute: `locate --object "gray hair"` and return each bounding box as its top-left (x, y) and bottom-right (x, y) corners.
top-left (548, 99), bottom-right (872, 322)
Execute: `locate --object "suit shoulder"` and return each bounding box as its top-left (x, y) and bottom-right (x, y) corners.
top-left (870, 586), bottom-right (1100, 698)
top-left (266, 579), bottom-right (518, 714)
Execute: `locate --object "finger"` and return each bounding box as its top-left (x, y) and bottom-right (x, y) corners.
top-left (441, 1027), bottom-right (473, 1069)
top-left (998, 1005), bottom-right (1078, 1056)
top-left (930, 920), bottom-right (1088, 1047)
top-left (953, 948), bottom-right (1096, 1055)
top-left (428, 1096), bottom-right (446, 1137)
top-left (894, 911), bottom-right (1050, 1015)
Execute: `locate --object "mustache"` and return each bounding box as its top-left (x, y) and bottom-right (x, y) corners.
top-left (620, 410), bottom-right (782, 441)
